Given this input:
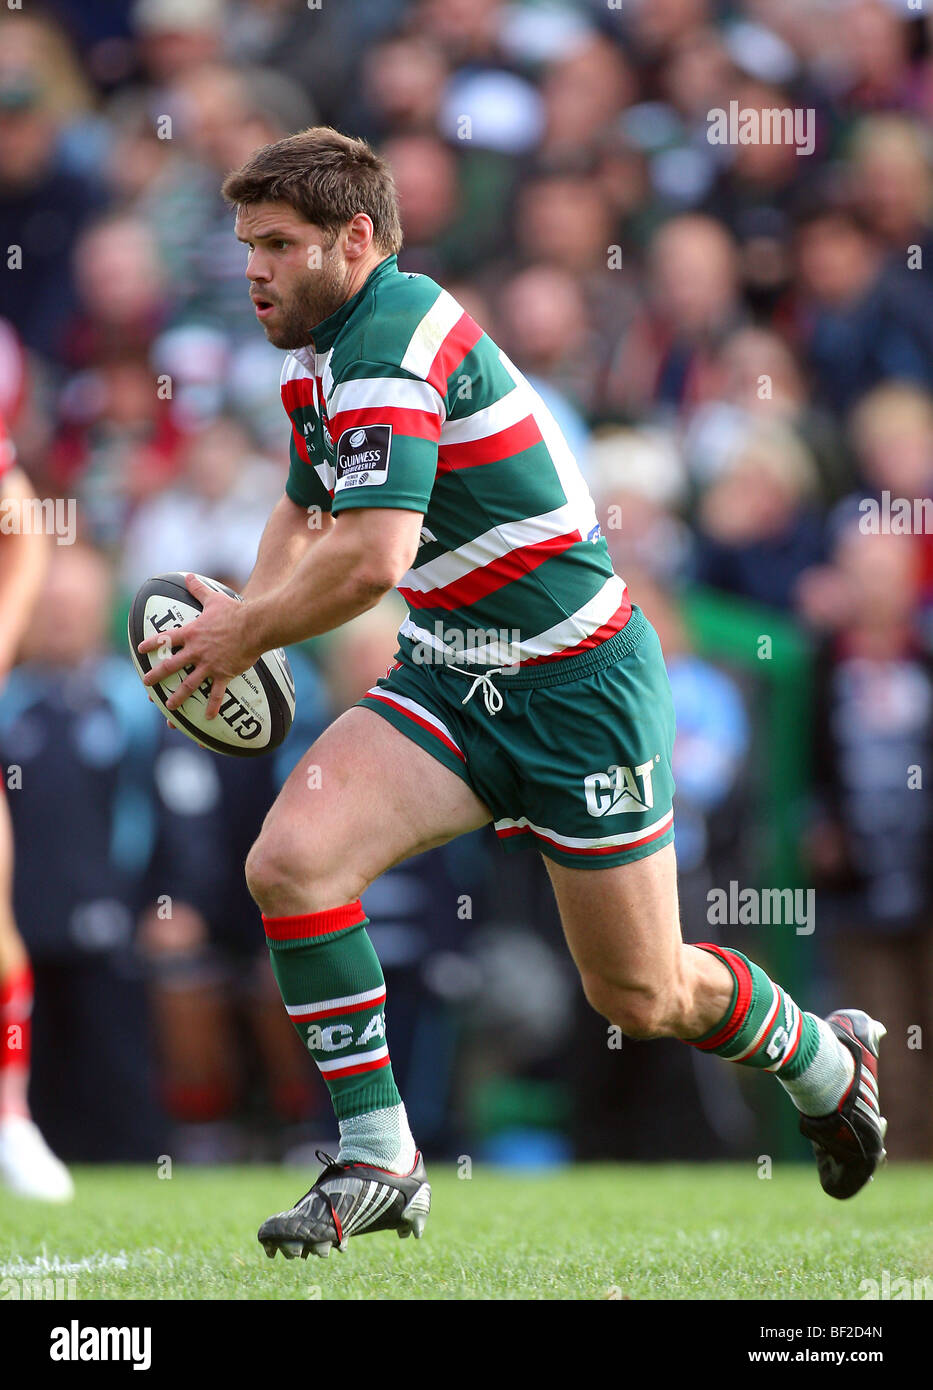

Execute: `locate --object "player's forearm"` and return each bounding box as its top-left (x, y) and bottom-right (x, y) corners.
top-left (242, 525), bottom-right (392, 652)
top-left (0, 473), bottom-right (50, 655)
top-left (0, 530), bottom-right (48, 637)
top-left (241, 495), bottom-right (333, 602)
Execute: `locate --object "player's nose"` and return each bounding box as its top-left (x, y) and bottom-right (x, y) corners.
top-left (245, 251), bottom-right (271, 283)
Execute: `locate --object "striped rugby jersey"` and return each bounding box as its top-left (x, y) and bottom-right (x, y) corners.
top-left (281, 255), bottom-right (630, 668)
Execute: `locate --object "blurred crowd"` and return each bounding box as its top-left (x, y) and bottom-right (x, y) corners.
top-left (1, 0), bottom-right (932, 1163)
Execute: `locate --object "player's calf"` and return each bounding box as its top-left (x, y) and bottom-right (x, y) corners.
top-left (578, 941), bottom-right (730, 1041)
top-left (579, 968), bottom-right (696, 1040)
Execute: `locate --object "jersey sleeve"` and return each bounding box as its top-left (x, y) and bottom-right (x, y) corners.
top-left (280, 353), bottom-right (334, 513)
top-left (285, 428), bottom-right (333, 513)
top-left (325, 361), bottom-right (444, 516)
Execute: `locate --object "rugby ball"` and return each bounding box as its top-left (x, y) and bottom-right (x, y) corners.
top-left (128, 572), bottom-right (295, 757)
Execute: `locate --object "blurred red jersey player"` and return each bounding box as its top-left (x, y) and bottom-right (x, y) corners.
top-left (0, 409), bottom-right (73, 1201)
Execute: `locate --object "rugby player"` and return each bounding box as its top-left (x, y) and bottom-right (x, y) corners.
top-left (0, 411), bottom-right (73, 1201)
top-left (138, 129), bottom-right (886, 1258)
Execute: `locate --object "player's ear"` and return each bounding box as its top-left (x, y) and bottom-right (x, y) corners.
top-left (344, 213), bottom-right (375, 261)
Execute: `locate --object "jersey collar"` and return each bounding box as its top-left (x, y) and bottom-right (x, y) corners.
top-left (298, 254), bottom-right (398, 359)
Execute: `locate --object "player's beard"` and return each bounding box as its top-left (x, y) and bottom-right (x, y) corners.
top-left (259, 251), bottom-right (350, 350)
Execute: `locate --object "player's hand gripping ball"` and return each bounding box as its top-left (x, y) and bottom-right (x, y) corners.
top-left (128, 572), bottom-right (295, 757)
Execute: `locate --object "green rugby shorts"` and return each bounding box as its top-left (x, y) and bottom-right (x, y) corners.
top-left (357, 605), bottom-right (676, 869)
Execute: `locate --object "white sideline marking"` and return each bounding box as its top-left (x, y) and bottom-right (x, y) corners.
top-left (0, 1248), bottom-right (173, 1279)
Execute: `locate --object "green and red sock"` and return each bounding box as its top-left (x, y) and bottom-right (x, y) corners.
top-left (262, 901), bottom-right (415, 1171)
top-left (687, 944), bottom-right (854, 1116)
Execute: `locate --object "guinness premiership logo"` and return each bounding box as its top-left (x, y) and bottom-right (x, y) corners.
top-left (335, 423), bottom-right (392, 491)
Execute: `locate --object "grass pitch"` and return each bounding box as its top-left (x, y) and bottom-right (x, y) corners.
top-left (1, 1163), bottom-right (931, 1301)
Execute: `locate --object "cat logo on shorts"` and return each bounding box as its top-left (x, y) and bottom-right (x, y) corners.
top-left (584, 761), bottom-right (656, 816)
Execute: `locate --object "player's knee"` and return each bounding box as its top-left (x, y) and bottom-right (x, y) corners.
top-left (245, 829), bottom-right (359, 915)
top-left (244, 838), bottom-right (277, 910)
top-left (581, 972), bottom-right (676, 1040)
top-left (245, 833), bottom-right (310, 912)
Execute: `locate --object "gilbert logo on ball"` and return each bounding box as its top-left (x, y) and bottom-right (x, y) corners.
top-left (128, 573), bottom-right (295, 757)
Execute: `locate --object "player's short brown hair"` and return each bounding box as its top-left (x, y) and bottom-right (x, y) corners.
top-left (221, 126), bottom-right (403, 254)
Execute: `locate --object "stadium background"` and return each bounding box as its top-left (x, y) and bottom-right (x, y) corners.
top-left (0, 0), bottom-right (932, 1174)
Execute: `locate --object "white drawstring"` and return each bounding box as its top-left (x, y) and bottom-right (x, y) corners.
top-left (444, 662), bottom-right (505, 716)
